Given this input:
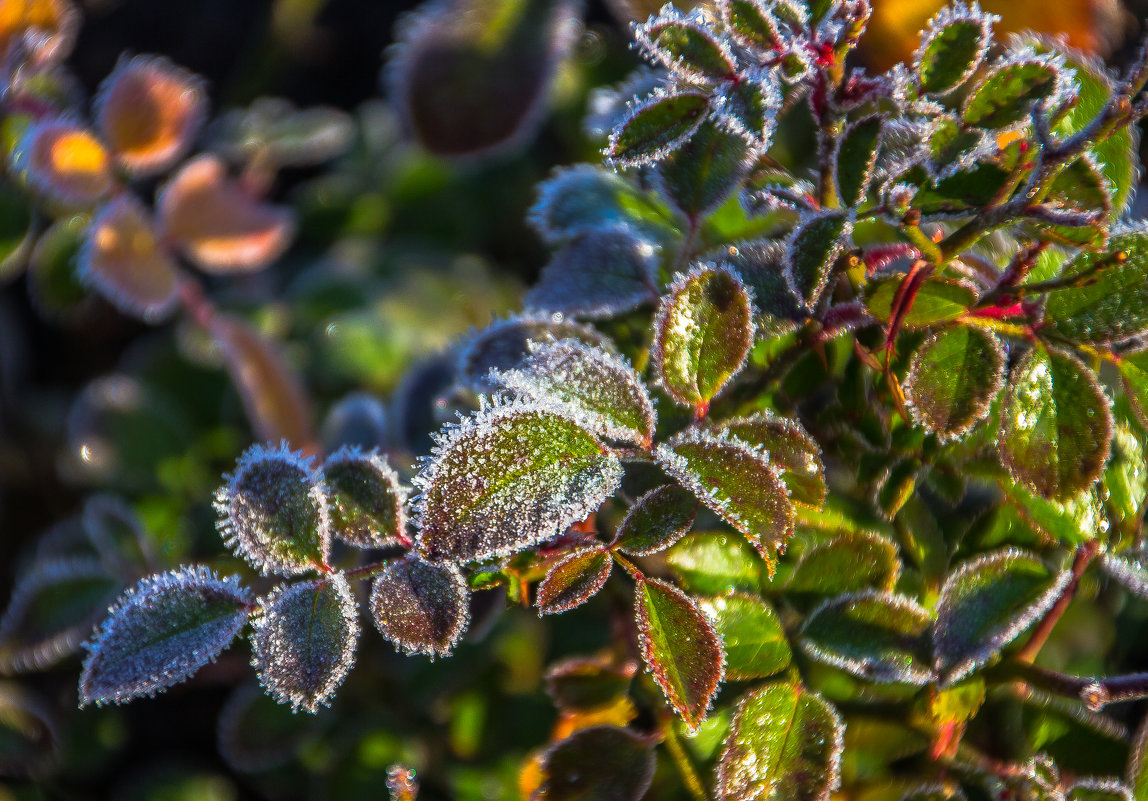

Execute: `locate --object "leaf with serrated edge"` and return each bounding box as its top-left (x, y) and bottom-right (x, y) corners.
top-left (999, 344), bottom-right (1113, 501)
top-left (370, 556), bottom-right (469, 657)
top-left (79, 566), bottom-right (252, 706)
top-left (606, 90), bottom-right (710, 168)
top-left (635, 577), bottom-right (724, 731)
top-left (634, 8), bottom-right (736, 81)
top-left (536, 725), bottom-right (656, 801)
top-left (250, 573), bottom-right (358, 713)
top-left (615, 484), bottom-right (698, 556)
top-left (323, 446), bottom-right (407, 548)
top-left (905, 325), bottom-right (1005, 441)
top-left (710, 412), bottom-right (826, 507)
top-left (785, 210), bottom-right (852, 310)
top-left (835, 115), bottom-right (883, 207)
top-left (537, 547), bottom-right (612, 615)
top-left (715, 682), bottom-right (844, 801)
top-left (214, 442), bottom-right (331, 575)
top-left (657, 430), bottom-right (794, 575)
top-left (801, 590), bottom-right (935, 685)
top-left (413, 399), bottom-right (622, 564)
top-left (913, 2), bottom-right (997, 96)
top-left (489, 339), bottom-right (656, 447)
top-left (933, 548), bottom-right (1071, 684)
top-left (720, 0), bottom-right (786, 52)
top-left (652, 266), bottom-right (755, 411)
top-left (699, 593), bottom-right (791, 680)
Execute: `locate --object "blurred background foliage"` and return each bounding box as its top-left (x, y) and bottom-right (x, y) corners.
top-left (2, 0), bottom-right (1148, 799)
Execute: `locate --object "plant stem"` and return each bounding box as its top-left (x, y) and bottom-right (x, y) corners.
top-left (660, 713), bottom-right (709, 801)
top-left (343, 559), bottom-right (394, 581)
top-left (1015, 540), bottom-right (1100, 663)
top-left (990, 660), bottom-right (1148, 714)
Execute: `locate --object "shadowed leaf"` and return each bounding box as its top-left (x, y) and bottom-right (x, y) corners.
top-left (836, 115), bottom-right (883, 207)
top-left (0, 684), bottom-right (57, 777)
top-left (537, 547), bottom-right (613, 615)
top-left (535, 726), bottom-right (656, 801)
top-left (606, 91), bottom-right (710, 167)
top-left (322, 446), bottom-right (407, 548)
top-left (905, 325), bottom-right (1005, 440)
top-left (524, 230), bottom-right (658, 320)
top-left (785, 211), bottom-right (851, 310)
top-left (217, 681), bottom-right (318, 772)
top-left (786, 530), bottom-right (901, 596)
top-left (698, 593), bottom-right (790, 680)
top-left (544, 656), bottom-right (637, 711)
top-left (615, 484), bottom-right (698, 556)
top-left (210, 97), bottom-right (353, 168)
top-left (1066, 780), bottom-right (1133, 801)
top-left (370, 556), bottom-right (470, 657)
top-left (657, 120), bottom-right (753, 219)
top-left (711, 412), bottom-right (826, 507)
top-left (527, 165), bottom-right (675, 244)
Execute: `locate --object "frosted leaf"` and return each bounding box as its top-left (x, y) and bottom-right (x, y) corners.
top-left (962, 45), bottom-right (1074, 131)
top-left (536, 546), bottom-right (613, 615)
top-left (912, 2), bottom-right (998, 96)
top-left (634, 7), bottom-right (736, 82)
top-left (784, 210), bottom-right (853, 310)
top-left (635, 577), bottom-right (724, 731)
top-left (605, 89), bottom-right (710, 168)
top-left (214, 442), bottom-right (331, 575)
top-left (413, 399), bottom-right (622, 564)
top-left (157, 154), bottom-right (295, 273)
top-left (710, 411), bottom-right (826, 507)
top-left (904, 325), bottom-right (1006, 442)
top-left (250, 573), bottom-right (359, 713)
top-left (488, 338), bottom-right (656, 447)
top-left (786, 530), bottom-right (901, 596)
top-left (77, 195), bottom-right (180, 323)
top-left (834, 114), bottom-right (883, 208)
top-left (370, 555), bottom-right (469, 657)
top-left (720, 240), bottom-right (805, 338)
top-left (78, 566), bottom-right (252, 706)
top-left (94, 54), bottom-right (207, 176)
top-left (536, 726), bottom-right (656, 801)
top-left (209, 97), bottom-right (354, 168)
top-left (527, 164), bottom-right (675, 244)
top-left (11, 118), bottom-right (114, 209)
top-left (1100, 552), bottom-right (1148, 601)
top-left (0, 557), bottom-right (120, 673)
top-left (715, 682), bottom-right (844, 801)
top-left (927, 114), bottom-right (993, 181)
top-left (524, 229), bottom-right (660, 320)
top-left (456, 313), bottom-right (613, 393)
top-left (719, 0), bottom-right (790, 52)
top-left (615, 484), bottom-right (698, 556)
top-left (711, 73), bottom-right (782, 153)
top-left (652, 266), bottom-right (755, 412)
top-left (322, 446), bottom-right (408, 549)
top-left (1065, 780), bottom-right (1133, 801)
top-left (932, 548), bottom-right (1071, 684)
top-left (656, 119), bottom-right (756, 218)
top-left (657, 430), bottom-right (795, 575)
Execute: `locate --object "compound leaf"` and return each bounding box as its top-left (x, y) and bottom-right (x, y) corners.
top-left (905, 325), bottom-right (1005, 440)
top-left (536, 726), bottom-right (656, 801)
top-left (370, 556), bottom-right (470, 657)
top-left (615, 484), bottom-right (698, 556)
top-left (537, 547), bottom-right (613, 615)
top-left (698, 593), bottom-right (790, 680)
top-left (322, 446), bottom-right (407, 548)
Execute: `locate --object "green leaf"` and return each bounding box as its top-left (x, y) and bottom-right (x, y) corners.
top-left (250, 574), bottom-right (359, 713)
top-left (27, 215), bottom-right (90, 322)
top-left (785, 530), bottom-right (900, 596)
top-left (933, 548), bottom-right (1070, 683)
top-left (528, 165), bottom-right (675, 244)
top-left (79, 567), bottom-right (252, 706)
top-left (698, 593), bottom-right (790, 680)
top-left (635, 577), bottom-right (724, 731)
top-left (999, 481), bottom-right (1104, 547)
top-left (370, 556), bottom-right (470, 657)
top-left (914, 4), bottom-right (995, 95)
top-left (715, 682), bottom-right (844, 801)
top-left (1103, 422), bottom-right (1147, 534)
top-left (801, 591), bottom-right (934, 685)
top-left (537, 726), bottom-right (656, 801)
top-left (0, 181), bottom-right (33, 282)
top-left (652, 266), bottom-right (755, 411)
top-left (524, 230), bottom-right (658, 320)
top-left (835, 115), bottom-right (882, 207)
top-left (710, 412), bottom-right (826, 507)
top-left (1129, 711), bottom-right (1148, 801)
top-left (666, 531), bottom-right (764, 595)
top-left (489, 339), bottom-right (656, 447)
top-left (413, 401), bottom-right (622, 563)
top-left (1066, 782), bottom-right (1133, 801)
top-left (721, 0), bottom-right (785, 52)
top-left (615, 484), bottom-right (698, 556)
top-left (905, 325), bottom-right (1005, 440)
top-left (999, 345), bottom-right (1113, 500)
top-left (713, 74), bottom-right (779, 150)
top-left (962, 58), bottom-right (1062, 129)
top-left (864, 276), bottom-right (977, 328)
top-left (537, 546), bottom-right (613, 615)
top-left (1043, 229), bottom-right (1148, 344)
top-left (1120, 348), bottom-right (1148, 429)
top-left (636, 13), bottom-right (736, 80)
top-left (658, 431), bottom-right (795, 574)
top-left (323, 447), bottom-right (407, 548)
top-left (785, 211), bottom-right (851, 310)
top-left (606, 91), bottom-right (710, 167)
top-left (544, 656), bottom-right (636, 711)
top-left (656, 120), bottom-right (752, 219)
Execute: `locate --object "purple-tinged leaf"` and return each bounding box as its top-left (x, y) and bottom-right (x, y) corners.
top-left (711, 412), bottom-right (826, 507)
top-left (698, 593), bottom-right (790, 680)
top-left (667, 531), bottom-right (764, 596)
top-left (490, 339), bottom-right (656, 447)
top-left (605, 90), bottom-right (710, 167)
top-left (656, 120), bottom-right (754, 219)
top-left (524, 230), bottom-right (659, 320)
top-left (544, 655), bottom-right (637, 711)
top-left (250, 573), bottom-right (359, 713)
top-left (962, 48), bottom-right (1071, 130)
top-left (657, 430), bottom-right (794, 575)
top-left (615, 484), bottom-right (698, 556)
top-left (786, 530), bottom-right (900, 596)
top-left (933, 548), bottom-right (1071, 684)
top-left (999, 344), bottom-right (1113, 501)
top-left (386, 0), bottom-right (580, 158)
top-left (370, 556), bottom-right (470, 657)
top-left (413, 399), bottom-right (622, 564)
top-left (715, 682), bottom-right (844, 801)
top-left (322, 446), bottom-right (407, 548)
top-left (835, 115), bottom-right (883, 207)
top-left (800, 591), bottom-right (934, 685)
top-left (215, 442), bottom-right (331, 575)
top-left (912, 2), bottom-right (997, 96)
top-left (634, 8), bottom-right (736, 81)
top-left (78, 566), bottom-right (252, 706)
top-left (904, 325), bottom-right (1005, 441)
top-left (635, 577), bottom-right (724, 731)
top-left (536, 726), bottom-right (656, 801)
top-left (0, 557), bottom-right (120, 673)
top-left (784, 210), bottom-right (851, 310)
top-left (652, 266), bottom-right (755, 411)
top-left (11, 118), bottom-right (114, 209)
top-left (537, 546), bottom-right (613, 615)
top-left (527, 164), bottom-right (675, 244)
top-left (217, 681), bottom-right (318, 772)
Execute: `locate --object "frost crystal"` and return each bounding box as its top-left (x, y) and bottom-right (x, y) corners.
top-left (214, 441), bottom-right (331, 575)
top-left (79, 566), bottom-right (252, 706)
top-left (911, 1), bottom-right (998, 97)
top-left (323, 446), bottom-right (408, 548)
top-left (413, 398), bottom-right (623, 564)
top-left (370, 556), bottom-right (469, 657)
top-left (250, 573), bottom-right (359, 713)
